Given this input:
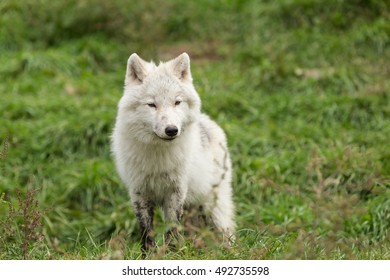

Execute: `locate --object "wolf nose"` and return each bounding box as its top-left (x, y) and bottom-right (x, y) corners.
top-left (165, 126), bottom-right (178, 137)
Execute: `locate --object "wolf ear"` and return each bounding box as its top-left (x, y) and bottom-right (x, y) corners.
top-left (126, 53), bottom-right (148, 85)
top-left (170, 52), bottom-right (192, 82)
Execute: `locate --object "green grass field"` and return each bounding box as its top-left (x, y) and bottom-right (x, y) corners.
top-left (0, 0), bottom-right (389, 259)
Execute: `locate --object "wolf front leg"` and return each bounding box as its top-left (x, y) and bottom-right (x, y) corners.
top-left (162, 189), bottom-right (185, 246)
top-left (132, 198), bottom-right (155, 251)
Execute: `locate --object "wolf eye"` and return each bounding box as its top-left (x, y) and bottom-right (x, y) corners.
top-left (175, 100), bottom-right (181, 106)
top-left (147, 103), bottom-right (156, 108)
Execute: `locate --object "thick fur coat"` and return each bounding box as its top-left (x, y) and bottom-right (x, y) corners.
top-left (111, 53), bottom-right (234, 249)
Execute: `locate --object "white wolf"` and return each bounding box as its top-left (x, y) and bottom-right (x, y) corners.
top-left (111, 53), bottom-right (234, 250)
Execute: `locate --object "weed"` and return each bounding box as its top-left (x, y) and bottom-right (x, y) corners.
top-left (0, 188), bottom-right (46, 259)
top-left (0, 135), bottom-right (9, 160)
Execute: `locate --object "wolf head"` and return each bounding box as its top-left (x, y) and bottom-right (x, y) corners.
top-left (117, 53), bottom-right (201, 143)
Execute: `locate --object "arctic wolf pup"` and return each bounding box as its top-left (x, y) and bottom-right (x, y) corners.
top-left (111, 53), bottom-right (234, 250)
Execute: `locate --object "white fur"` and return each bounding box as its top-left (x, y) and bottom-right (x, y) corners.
top-left (111, 53), bottom-right (235, 247)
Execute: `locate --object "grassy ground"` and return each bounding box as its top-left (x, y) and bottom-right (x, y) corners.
top-left (0, 0), bottom-right (389, 259)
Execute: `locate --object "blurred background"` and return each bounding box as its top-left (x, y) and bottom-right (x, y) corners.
top-left (0, 0), bottom-right (389, 259)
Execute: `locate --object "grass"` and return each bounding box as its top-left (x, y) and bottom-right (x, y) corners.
top-left (0, 0), bottom-right (389, 259)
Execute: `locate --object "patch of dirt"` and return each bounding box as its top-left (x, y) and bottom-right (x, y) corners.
top-left (158, 42), bottom-right (226, 63)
